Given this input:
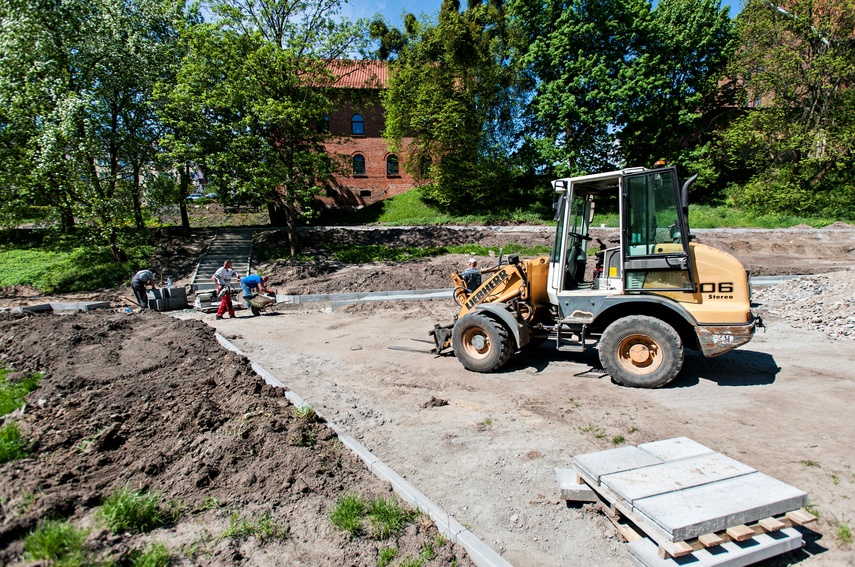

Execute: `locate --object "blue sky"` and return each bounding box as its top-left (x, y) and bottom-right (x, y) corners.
top-left (340, 0), bottom-right (743, 27)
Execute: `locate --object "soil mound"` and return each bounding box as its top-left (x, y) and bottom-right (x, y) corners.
top-left (754, 268), bottom-right (855, 340)
top-left (0, 311), bottom-right (471, 566)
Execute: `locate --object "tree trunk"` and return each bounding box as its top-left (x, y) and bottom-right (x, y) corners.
top-left (179, 165), bottom-right (191, 230)
top-left (132, 165), bottom-right (144, 229)
top-left (267, 200), bottom-right (299, 256)
top-left (108, 229), bottom-right (127, 264)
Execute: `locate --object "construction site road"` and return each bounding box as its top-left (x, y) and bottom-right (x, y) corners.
top-left (176, 292), bottom-right (855, 567)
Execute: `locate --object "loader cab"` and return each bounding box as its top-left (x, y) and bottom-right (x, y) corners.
top-left (547, 167), bottom-right (696, 312)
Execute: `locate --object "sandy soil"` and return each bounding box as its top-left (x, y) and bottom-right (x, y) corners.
top-left (2, 225), bottom-right (854, 566)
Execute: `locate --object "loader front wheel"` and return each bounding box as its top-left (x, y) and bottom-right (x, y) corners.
top-left (598, 316), bottom-right (683, 388)
top-left (452, 313), bottom-right (514, 373)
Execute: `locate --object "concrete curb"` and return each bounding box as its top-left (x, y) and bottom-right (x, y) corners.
top-left (214, 332), bottom-right (514, 567)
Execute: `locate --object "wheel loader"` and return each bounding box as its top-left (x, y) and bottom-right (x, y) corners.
top-left (431, 166), bottom-right (761, 388)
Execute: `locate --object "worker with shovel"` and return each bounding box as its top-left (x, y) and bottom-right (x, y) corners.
top-left (240, 274), bottom-right (275, 316)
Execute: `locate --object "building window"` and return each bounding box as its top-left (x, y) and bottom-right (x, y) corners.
top-left (352, 114), bottom-right (364, 135)
top-left (322, 115), bottom-right (329, 132)
top-left (360, 190), bottom-right (372, 198)
top-left (386, 155), bottom-right (399, 176)
top-left (353, 154), bottom-right (366, 176)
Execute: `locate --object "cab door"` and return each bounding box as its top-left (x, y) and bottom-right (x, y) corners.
top-left (621, 168), bottom-right (695, 292)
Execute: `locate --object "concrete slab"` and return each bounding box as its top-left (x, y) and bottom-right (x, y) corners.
top-left (555, 468), bottom-right (598, 502)
top-left (633, 472), bottom-right (808, 541)
top-left (638, 437), bottom-right (714, 462)
top-left (626, 527), bottom-right (803, 567)
top-left (602, 453), bottom-right (755, 504)
top-left (573, 446), bottom-right (663, 484)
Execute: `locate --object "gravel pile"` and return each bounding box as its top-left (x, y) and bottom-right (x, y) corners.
top-left (754, 268), bottom-right (855, 340)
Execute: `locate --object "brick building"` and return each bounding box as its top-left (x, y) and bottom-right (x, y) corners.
top-left (320, 60), bottom-right (417, 208)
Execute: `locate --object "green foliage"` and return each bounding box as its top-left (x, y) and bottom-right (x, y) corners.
top-left (324, 186), bottom-right (554, 226)
top-left (221, 511), bottom-right (287, 543)
top-left (330, 493), bottom-right (367, 537)
top-left (381, 1), bottom-right (524, 211)
top-left (330, 493), bottom-right (415, 539)
top-left (0, 0), bottom-right (192, 259)
top-left (722, 0), bottom-right (855, 216)
top-left (160, 0), bottom-right (368, 253)
top-left (23, 519), bottom-right (89, 567)
top-left (0, 422), bottom-right (28, 464)
top-left (838, 523), bottom-right (853, 545)
top-left (510, 0), bottom-right (733, 183)
top-left (0, 369), bottom-right (41, 416)
top-left (366, 497), bottom-right (415, 539)
top-left (130, 543), bottom-right (172, 567)
top-left (377, 546), bottom-right (398, 567)
top-left (0, 241), bottom-right (154, 293)
top-left (97, 487), bottom-right (173, 534)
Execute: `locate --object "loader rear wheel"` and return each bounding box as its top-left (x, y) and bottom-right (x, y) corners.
top-left (598, 316), bottom-right (683, 388)
top-left (452, 313), bottom-right (514, 373)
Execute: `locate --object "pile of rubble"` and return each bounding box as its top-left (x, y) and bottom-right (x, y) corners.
top-left (754, 268), bottom-right (855, 340)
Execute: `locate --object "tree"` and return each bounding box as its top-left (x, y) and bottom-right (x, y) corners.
top-left (619, 0), bottom-right (734, 193)
top-left (509, 0), bottom-right (733, 184)
top-left (0, 0), bottom-right (188, 260)
top-left (380, 0), bottom-right (523, 210)
top-left (721, 0), bottom-right (855, 216)
top-left (160, 0), bottom-right (367, 254)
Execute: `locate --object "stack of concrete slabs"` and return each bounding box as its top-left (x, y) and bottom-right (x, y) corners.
top-left (572, 437), bottom-right (807, 567)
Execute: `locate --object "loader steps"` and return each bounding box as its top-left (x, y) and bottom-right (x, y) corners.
top-left (557, 437), bottom-right (814, 566)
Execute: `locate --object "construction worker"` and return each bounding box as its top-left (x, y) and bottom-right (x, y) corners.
top-left (212, 259), bottom-right (239, 319)
top-left (240, 274), bottom-right (274, 310)
top-left (130, 269), bottom-right (157, 309)
top-left (460, 258), bottom-right (482, 292)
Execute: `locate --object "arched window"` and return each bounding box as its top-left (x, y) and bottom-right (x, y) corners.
top-left (386, 155), bottom-right (399, 176)
top-left (351, 114), bottom-right (364, 135)
top-left (353, 154), bottom-right (366, 176)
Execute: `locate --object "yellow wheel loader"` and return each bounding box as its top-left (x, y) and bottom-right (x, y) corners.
top-left (431, 166), bottom-right (761, 388)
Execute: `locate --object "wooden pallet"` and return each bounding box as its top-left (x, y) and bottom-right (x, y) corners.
top-left (560, 438), bottom-right (815, 566)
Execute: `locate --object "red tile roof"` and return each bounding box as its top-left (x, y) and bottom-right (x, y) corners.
top-left (324, 59), bottom-right (387, 89)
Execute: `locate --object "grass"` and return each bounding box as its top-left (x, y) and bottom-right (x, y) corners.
top-left (366, 497), bottom-right (415, 539)
top-left (0, 239), bottom-right (154, 294)
top-left (0, 422), bottom-right (28, 464)
top-left (130, 542), bottom-right (172, 567)
top-left (611, 434), bottom-right (625, 445)
top-left (330, 493), bottom-right (415, 540)
top-left (23, 519), bottom-right (89, 566)
top-left (801, 459), bottom-right (821, 468)
top-left (377, 546), bottom-right (398, 567)
top-left (0, 369), bottom-right (42, 416)
top-left (838, 522), bottom-right (853, 545)
top-left (97, 487), bottom-right (174, 534)
top-left (330, 493), bottom-right (367, 537)
top-left (221, 511), bottom-right (287, 543)
top-left (321, 185), bottom-right (852, 229)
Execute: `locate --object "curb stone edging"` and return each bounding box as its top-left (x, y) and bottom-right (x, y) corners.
top-left (214, 332), bottom-right (514, 567)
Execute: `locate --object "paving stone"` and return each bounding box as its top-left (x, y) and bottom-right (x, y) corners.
top-left (638, 437), bottom-right (714, 462)
top-left (602, 453), bottom-right (755, 504)
top-left (633, 472), bottom-right (808, 541)
top-left (573, 446), bottom-right (663, 484)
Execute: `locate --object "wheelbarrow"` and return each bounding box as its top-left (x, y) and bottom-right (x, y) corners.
top-left (246, 292), bottom-right (276, 316)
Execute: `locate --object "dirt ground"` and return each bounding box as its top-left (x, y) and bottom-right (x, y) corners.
top-left (1, 225), bottom-right (855, 566)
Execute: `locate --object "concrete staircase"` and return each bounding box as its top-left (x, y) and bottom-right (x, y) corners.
top-left (191, 228), bottom-right (254, 292)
